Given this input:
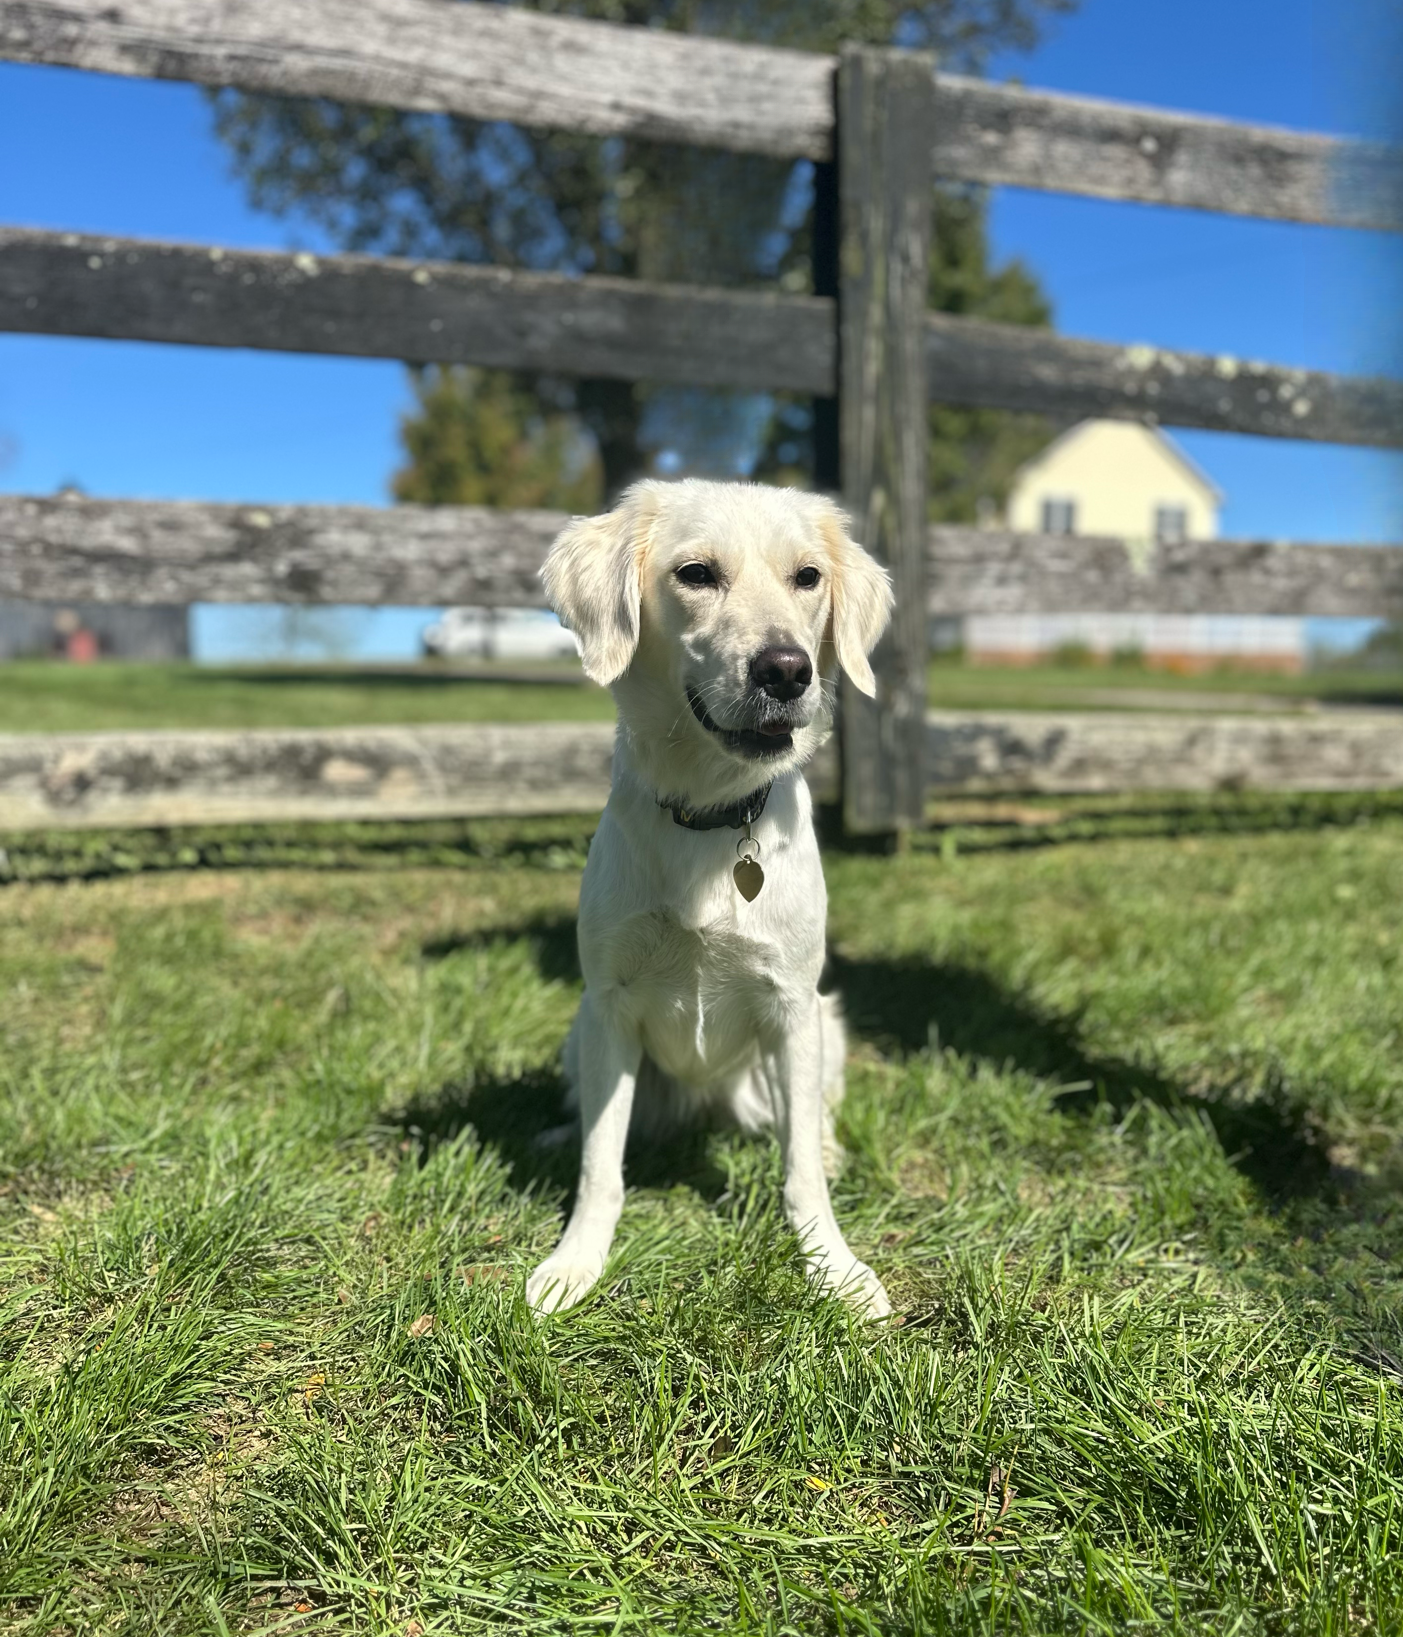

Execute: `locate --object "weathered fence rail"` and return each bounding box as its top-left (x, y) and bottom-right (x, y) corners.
top-left (5, 229), bottom-right (1400, 448)
top-left (924, 528), bottom-right (1403, 619)
top-left (6, 493), bottom-right (1402, 620)
top-left (925, 712), bottom-right (1403, 795)
top-left (4, 712), bottom-right (1402, 832)
top-left (0, 722), bottom-right (621, 829)
top-left (1, 1), bottom-right (1400, 832)
top-left (0, 229), bottom-right (827, 396)
top-left (3, 0), bottom-right (1399, 230)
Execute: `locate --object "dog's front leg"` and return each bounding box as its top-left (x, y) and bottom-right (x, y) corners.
top-left (772, 994), bottom-right (891, 1319)
top-left (527, 997), bottom-right (641, 1315)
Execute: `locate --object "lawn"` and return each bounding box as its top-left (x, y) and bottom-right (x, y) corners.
top-left (3, 806), bottom-right (1403, 1633)
top-left (0, 662), bottom-right (613, 735)
top-left (925, 659), bottom-right (1403, 713)
top-left (1, 658), bottom-right (1400, 734)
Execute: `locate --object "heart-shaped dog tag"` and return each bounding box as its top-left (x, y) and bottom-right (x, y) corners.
top-left (733, 857), bottom-right (765, 902)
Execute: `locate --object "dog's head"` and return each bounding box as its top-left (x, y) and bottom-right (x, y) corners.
top-left (542, 479), bottom-right (893, 802)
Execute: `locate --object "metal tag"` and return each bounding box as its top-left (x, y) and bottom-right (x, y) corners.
top-left (733, 857), bottom-right (765, 901)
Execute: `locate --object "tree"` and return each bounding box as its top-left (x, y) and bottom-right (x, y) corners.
top-left (211, 0), bottom-right (1075, 501)
top-left (754, 185), bottom-right (1056, 520)
top-left (1348, 622), bottom-right (1403, 671)
top-left (924, 187), bottom-right (1057, 522)
top-left (392, 366), bottom-right (602, 510)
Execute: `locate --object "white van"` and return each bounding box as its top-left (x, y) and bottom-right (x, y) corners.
top-left (422, 608), bottom-right (580, 662)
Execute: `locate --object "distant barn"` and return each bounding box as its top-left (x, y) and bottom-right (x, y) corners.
top-left (0, 601), bottom-right (189, 660)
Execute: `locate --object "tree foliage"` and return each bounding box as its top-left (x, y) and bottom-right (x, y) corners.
top-left (211, 0), bottom-right (1075, 507)
top-left (754, 186), bottom-right (1055, 519)
top-left (1347, 622), bottom-right (1403, 671)
top-left (392, 368), bottom-right (602, 511)
top-left (925, 189), bottom-right (1056, 522)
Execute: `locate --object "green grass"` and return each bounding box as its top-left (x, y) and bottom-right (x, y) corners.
top-left (3, 807), bottom-right (1403, 1632)
top-left (0, 661), bottom-right (614, 734)
top-left (1, 658), bottom-right (1399, 735)
top-left (924, 659), bottom-right (1403, 713)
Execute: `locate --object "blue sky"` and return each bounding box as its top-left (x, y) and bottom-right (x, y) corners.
top-left (0, 0), bottom-right (1399, 659)
top-left (983, 0), bottom-right (1402, 564)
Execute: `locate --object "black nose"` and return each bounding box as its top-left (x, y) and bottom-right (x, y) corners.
top-left (749, 645), bottom-right (812, 701)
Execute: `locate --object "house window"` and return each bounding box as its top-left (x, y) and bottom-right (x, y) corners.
top-left (1154, 504), bottom-right (1188, 544)
top-left (1040, 497), bottom-right (1077, 535)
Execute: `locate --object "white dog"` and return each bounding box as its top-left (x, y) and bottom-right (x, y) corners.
top-left (527, 478), bottom-right (894, 1318)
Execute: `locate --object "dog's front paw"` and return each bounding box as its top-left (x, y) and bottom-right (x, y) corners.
top-left (808, 1255), bottom-right (892, 1320)
top-left (526, 1255), bottom-right (603, 1315)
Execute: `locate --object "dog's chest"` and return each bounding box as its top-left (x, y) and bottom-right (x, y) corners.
top-left (594, 910), bottom-right (779, 1079)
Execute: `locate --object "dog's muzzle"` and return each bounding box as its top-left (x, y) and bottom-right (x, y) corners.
top-left (686, 687), bottom-right (805, 760)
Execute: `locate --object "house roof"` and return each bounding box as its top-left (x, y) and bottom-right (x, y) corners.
top-left (1011, 419), bottom-right (1225, 503)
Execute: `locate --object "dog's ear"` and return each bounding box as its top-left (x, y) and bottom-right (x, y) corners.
top-left (541, 485), bottom-right (656, 685)
top-left (815, 504), bottom-right (894, 698)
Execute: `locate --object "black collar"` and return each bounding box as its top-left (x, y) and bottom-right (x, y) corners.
top-left (661, 782), bottom-right (772, 831)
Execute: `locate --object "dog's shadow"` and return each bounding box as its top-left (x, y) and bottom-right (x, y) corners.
top-left (397, 912), bottom-right (1339, 1211)
top-left (399, 917), bottom-right (728, 1201)
top-left (828, 951), bottom-right (1333, 1204)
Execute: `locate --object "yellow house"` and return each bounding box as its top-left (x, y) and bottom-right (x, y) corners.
top-left (1006, 419), bottom-right (1219, 542)
top-left (966, 420), bottom-right (1305, 674)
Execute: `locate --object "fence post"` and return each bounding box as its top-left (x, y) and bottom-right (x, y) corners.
top-left (835, 44), bottom-right (934, 837)
top-left (810, 155), bottom-right (841, 493)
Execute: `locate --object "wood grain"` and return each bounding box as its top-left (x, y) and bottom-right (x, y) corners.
top-left (4, 229), bottom-right (1399, 447)
top-left (837, 45), bottom-right (933, 833)
top-left (922, 315), bottom-right (1403, 450)
top-left (0, 721), bottom-right (619, 829)
top-left (0, 228), bottom-right (832, 394)
top-left (0, 0), bottom-right (835, 159)
top-left (932, 76), bottom-right (1402, 232)
top-left (925, 711), bottom-right (1403, 794)
top-left (2, 0), bottom-right (1396, 228)
top-left (0, 493), bottom-right (567, 607)
top-left (924, 528), bottom-right (1403, 619)
top-left (4, 494), bottom-right (1401, 617)
top-left (2, 712), bottom-right (1399, 831)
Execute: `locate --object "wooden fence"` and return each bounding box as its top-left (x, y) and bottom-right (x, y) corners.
top-left (1, 0), bottom-right (1401, 833)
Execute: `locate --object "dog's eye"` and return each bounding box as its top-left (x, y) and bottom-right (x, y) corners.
top-left (676, 562), bottom-right (718, 588)
top-left (795, 566), bottom-right (821, 589)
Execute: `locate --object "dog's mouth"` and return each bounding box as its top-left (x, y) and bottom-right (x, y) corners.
top-left (687, 688), bottom-right (796, 759)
